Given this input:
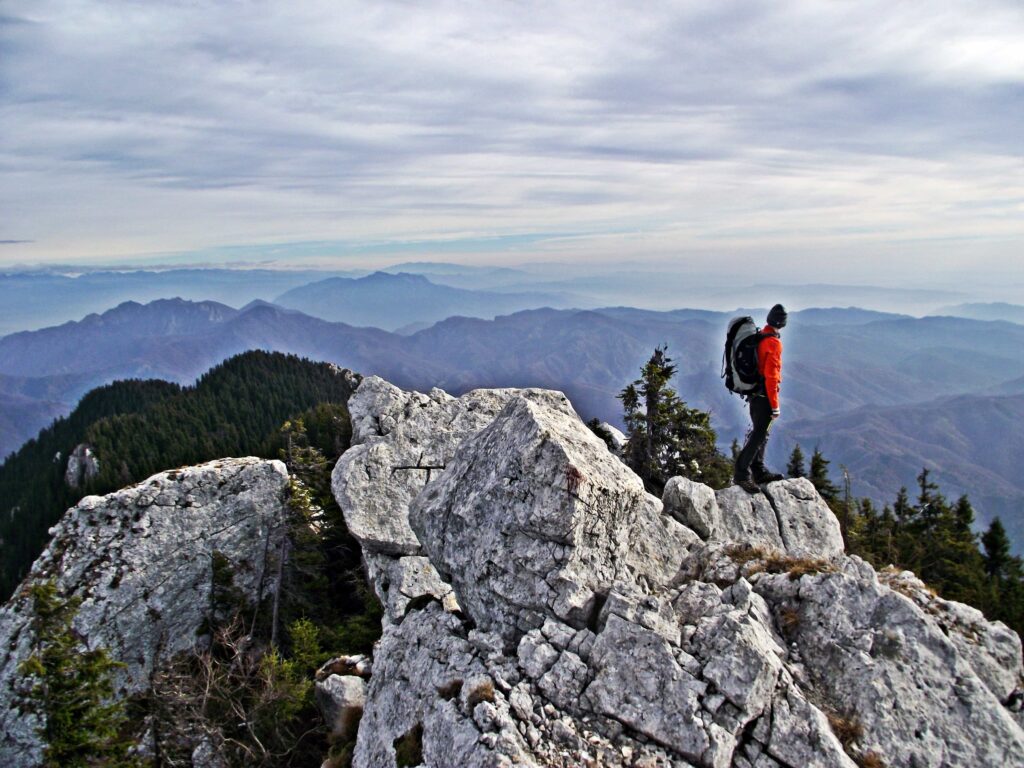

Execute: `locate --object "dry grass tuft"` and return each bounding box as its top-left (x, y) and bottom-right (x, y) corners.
top-left (725, 544), bottom-right (771, 565)
top-left (856, 751), bottom-right (887, 768)
top-left (778, 606), bottom-right (801, 633)
top-left (393, 722), bottom-right (424, 768)
top-left (437, 679), bottom-right (463, 701)
top-left (466, 679), bottom-right (496, 708)
top-left (726, 545), bottom-right (836, 580)
top-left (827, 711), bottom-right (864, 748)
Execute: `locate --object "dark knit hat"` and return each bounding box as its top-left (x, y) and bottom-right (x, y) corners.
top-left (767, 304), bottom-right (788, 328)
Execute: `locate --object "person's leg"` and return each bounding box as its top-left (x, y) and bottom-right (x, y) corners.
top-left (735, 396), bottom-right (771, 481)
top-left (750, 397), bottom-right (774, 479)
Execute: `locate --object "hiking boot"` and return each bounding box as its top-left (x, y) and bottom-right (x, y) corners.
top-left (754, 471), bottom-right (785, 483)
top-left (735, 478), bottom-right (762, 494)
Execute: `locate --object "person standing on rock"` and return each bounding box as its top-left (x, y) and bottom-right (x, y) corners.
top-left (734, 304), bottom-right (788, 493)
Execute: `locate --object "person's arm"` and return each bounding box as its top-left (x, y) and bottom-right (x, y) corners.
top-left (762, 336), bottom-right (782, 413)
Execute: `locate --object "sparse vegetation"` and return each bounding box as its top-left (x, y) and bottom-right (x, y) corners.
top-left (857, 751), bottom-right (887, 768)
top-left (726, 545), bottom-right (838, 580)
top-left (437, 679), bottom-right (463, 700)
top-left (17, 580), bottom-right (139, 767)
top-left (393, 722), bottom-right (424, 767)
top-left (827, 711), bottom-right (864, 749)
top-left (778, 606), bottom-right (801, 634)
top-left (466, 679), bottom-right (496, 708)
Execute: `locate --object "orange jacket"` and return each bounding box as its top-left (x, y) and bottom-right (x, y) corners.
top-left (757, 327), bottom-right (783, 409)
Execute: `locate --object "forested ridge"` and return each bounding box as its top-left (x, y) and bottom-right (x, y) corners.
top-left (0, 351), bottom-right (357, 601)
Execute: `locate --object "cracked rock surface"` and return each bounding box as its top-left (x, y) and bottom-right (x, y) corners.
top-left (336, 378), bottom-right (1024, 768)
top-left (0, 457), bottom-right (290, 768)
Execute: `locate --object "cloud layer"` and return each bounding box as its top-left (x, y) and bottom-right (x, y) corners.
top-left (2, 1), bottom-right (1023, 286)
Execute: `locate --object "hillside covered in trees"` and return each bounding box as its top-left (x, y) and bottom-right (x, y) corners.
top-left (0, 351), bottom-right (357, 601)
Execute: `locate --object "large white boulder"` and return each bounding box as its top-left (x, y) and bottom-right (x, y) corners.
top-left (410, 393), bottom-right (699, 643)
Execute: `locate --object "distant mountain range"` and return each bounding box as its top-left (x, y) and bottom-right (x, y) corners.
top-left (273, 271), bottom-right (586, 330)
top-left (2, 297), bottom-right (1022, 550)
top-left (5, 264), bottom-right (1007, 340)
top-left (937, 302), bottom-right (1024, 325)
top-left (0, 268), bottom-right (361, 336)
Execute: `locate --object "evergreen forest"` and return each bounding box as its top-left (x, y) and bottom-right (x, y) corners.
top-left (0, 351), bottom-right (357, 601)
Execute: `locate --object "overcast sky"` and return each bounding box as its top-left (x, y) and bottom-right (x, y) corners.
top-left (2, 1), bottom-right (1023, 288)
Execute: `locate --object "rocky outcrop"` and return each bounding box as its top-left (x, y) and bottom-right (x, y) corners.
top-left (0, 457), bottom-right (290, 768)
top-left (335, 378), bottom-right (1024, 768)
top-left (331, 376), bottom-right (579, 626)
top-left (411, 393), bottom-right (699, 643)
top-left (63, 442), bottom-right (100, 488)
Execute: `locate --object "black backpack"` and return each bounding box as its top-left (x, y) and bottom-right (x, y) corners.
top-left (722, 316), bottom-right (765, 396)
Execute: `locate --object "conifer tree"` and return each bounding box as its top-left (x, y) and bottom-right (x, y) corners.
top-left (17, 580), bottom-right (136, 767)
top-left (808, 447), bottom-right (839, 502)
top-left (982, 518), bottom-right (1012, 580)
top-left (619, 347), bottom-right (732, 492)
top-left (786, 444), bottom-right (806, 478)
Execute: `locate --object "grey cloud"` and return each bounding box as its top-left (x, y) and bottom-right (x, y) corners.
top-left (2, 0), bottom-right (1023, 281)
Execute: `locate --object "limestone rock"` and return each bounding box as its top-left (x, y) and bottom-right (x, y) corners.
top-left (713, 478), bottom-right (844, 560)
top-left (880, 567), bottom-right (1024, 705)
top-left (64, 442), bottom-right (100, 488)
top-left (410, 393), bottom-right (699, 643)
top-left (365, 553), bottom-right (459, 623)
top-left (597, 422), bottom-right (626, 451)
top-left (353, 603), bottom-right (535, 768)
top-left (316, 674), bottom-right (367, 740)
top-left (755, 560), bottom-right (1024, 767)
top-left (330, 379), bottom-right (1023, 768)
top-left (0, 457), bottom-right (290, 768)
top-left (664, 475), bottom-right (720, 539)
top-left (762, 479), bottom-right (844, 560)
top-left (585, 614), bottom-right (709, 760)
top-left (333, 376), bottom-right (558, 556)
top-left (715, 485), bottom-right (786, 552)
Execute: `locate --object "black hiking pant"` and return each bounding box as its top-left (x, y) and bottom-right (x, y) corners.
top-left (735, 394), bottom-right (773, 481)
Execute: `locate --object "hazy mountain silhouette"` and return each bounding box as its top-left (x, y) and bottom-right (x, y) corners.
top-left (273, 271), bottom-right (583, 330)
top-left (0, 268), bottom-right (362, 336)
top-left (937, 302), bottom-right (1024, 325)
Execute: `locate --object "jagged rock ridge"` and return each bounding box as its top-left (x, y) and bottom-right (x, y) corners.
top-left (0, 457), bottom-right (290, 767)
top-left (333, 376), bottom-right (1024, 768)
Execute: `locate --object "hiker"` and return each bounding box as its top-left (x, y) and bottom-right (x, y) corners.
top-left (733, 304), bottom-right (787, 493)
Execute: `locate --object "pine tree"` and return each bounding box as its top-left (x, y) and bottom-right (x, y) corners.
top-left (808, 447), bottom-right (839, 502)
top-left (17, 580), bottom-right (136, 767)
top-left (982, 518), bottom-right (1012, 580)
top-left (619, 347), bottom-right (732, 492)
top-left (786, 444), bottom-right (806, 478)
